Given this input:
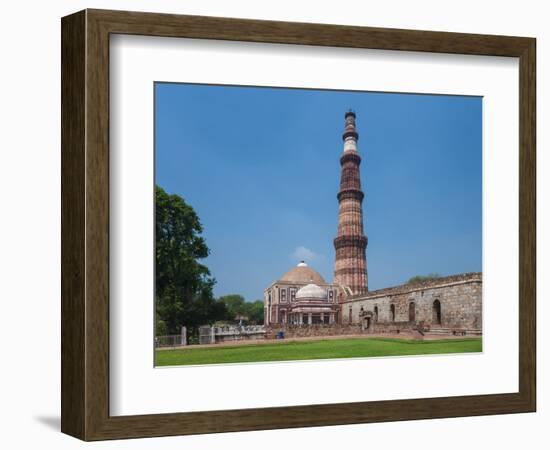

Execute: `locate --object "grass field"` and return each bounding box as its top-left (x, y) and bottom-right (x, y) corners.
top-left (155, 337), bottom-right (482, 366)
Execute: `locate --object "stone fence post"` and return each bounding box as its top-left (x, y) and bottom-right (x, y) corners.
top-left (181, 326), bottom-right (187, 346)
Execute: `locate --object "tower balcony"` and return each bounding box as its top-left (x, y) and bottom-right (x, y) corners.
top-left (342, 129), bottom-right (359, 141)
top-left (340, 151), bottom-right (361, 166)
top-left (337, 188), bottom-right (364, 202)
top-left (333, 235), bottom-right (368, 250)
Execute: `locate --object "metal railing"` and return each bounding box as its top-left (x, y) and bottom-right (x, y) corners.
top-left (155, 335), bottom-right (185, 348)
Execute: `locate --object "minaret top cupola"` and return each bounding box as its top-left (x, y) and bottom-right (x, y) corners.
top-left (343, 110), bottom-right (359, 153)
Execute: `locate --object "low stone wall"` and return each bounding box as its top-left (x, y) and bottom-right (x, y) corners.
top-left (199, 325), bottom-right (266, 344)
top-left (267, 324), bottom-right (363, 339)
top-left (267, 322), bottom-right (420, 339)
top-left (368, 321), bottom-right (416, 335)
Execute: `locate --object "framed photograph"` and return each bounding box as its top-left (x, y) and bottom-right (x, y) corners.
top-left (61, 9), bottom-right (536, 441)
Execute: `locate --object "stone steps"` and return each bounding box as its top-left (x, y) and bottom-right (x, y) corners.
top-left (426, 328), bottom-right (482, 336)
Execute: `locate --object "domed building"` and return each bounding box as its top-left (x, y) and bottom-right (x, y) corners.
top-left (289, 283), bottom-right (340, 325)
top-left (264, 261), bottom-right (339, 325)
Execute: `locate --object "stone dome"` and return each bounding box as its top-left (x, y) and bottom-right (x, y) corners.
top-left (296, 283), bottom-right (328, 300)
top-left (279, 261), bottom-right (326, 284)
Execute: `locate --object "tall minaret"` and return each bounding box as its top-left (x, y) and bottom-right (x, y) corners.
top-left (333, 110), bottom-right (368, 295)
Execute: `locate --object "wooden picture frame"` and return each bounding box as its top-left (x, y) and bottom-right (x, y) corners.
top-left (61, 9), bottom-right (536, 441)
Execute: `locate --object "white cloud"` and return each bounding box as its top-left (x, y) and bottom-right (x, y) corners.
top-left (291, 246), bottom-right (324, 263)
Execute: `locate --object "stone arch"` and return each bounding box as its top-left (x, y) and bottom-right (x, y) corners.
top-left (433, 299), bottom-right (442, 325)
top-left (409, 301), bottom-right (416, 323)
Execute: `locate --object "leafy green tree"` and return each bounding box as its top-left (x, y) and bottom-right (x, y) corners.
top-left (218, 294), bottom-right (247, 319)
top-left (244, 300), bottom-right (264, 325)
top-left (155, 314), bottom-right (167, 337)
top-left (217, 295), bottom-right (264, 325)
top-left (155, 185), bottom-right (226, 336)
top-left (406, 273), bottom-right (441, 285)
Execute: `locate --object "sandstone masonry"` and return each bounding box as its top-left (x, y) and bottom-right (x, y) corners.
top-left (341, 272), bottom-right (482, 332)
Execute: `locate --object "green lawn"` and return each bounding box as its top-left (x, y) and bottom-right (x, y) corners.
top-left (155, 337), bottom-right (482, 366)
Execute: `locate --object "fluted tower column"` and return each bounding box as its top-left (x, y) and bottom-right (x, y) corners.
top-left (333, 111), bottom-right (368, 295)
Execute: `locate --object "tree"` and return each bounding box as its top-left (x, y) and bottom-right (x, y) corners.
top-left (217, 295), bottom-right (264, 325)
top-left (406, 273), bottom-right (441, 285)
top-left (244, 300), bottom-right (264, 325)
top-left (155, 185), bottom-right (226, 336)
top-left (155, 314), bottom-right (167, 337)
top-left (218, 294), bottom-right (247, 319)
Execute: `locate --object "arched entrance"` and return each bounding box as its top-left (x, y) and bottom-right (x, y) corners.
top-left (432, 300), bottom-right (442, 325)
top-left (409, 302), bottom-right (416, 323)
top-left (360, 310), bottom-right (373, 331)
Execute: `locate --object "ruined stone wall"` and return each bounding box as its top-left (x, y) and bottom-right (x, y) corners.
top-left (341, 273), bottom-right (482, 331)
top-left (267, 324), bottom-right (364, 339)
top-left (368, 321), bottom-right (416, 334)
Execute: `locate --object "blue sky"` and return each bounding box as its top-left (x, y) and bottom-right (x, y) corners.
top-left (155, 83), bottom-right (482, 301)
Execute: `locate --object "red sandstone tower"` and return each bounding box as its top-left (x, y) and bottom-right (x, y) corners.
top-left (333, 111), bottom-right (368, 295)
